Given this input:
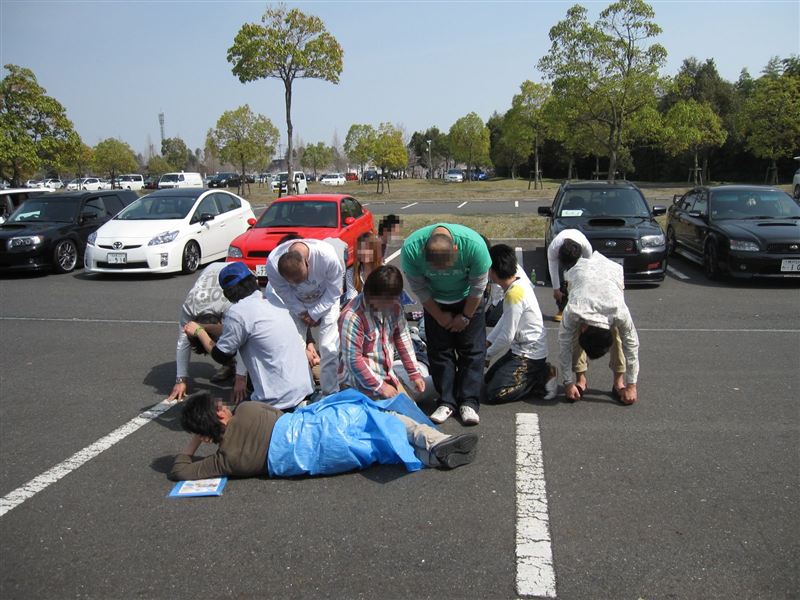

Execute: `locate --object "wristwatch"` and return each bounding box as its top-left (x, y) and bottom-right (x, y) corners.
top-left (175, 377), bottom-right (187, 384)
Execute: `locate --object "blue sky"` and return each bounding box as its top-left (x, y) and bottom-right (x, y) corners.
top-left (2, 0), bottom-right (798, 159)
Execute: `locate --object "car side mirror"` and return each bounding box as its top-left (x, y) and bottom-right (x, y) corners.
top-left (247, 217), bottom-right (257, 227)
top-left (200, 213), bottom-right (215, 223)
top-left (688, 210), bottom-right (705, 219)
top-left (673, 194), bottom-right (682, 204)
top-left (538, 206), bottom-right (553, 216)
top-left (344, 216), bottom-right (356, 225)
top-left (652, 205), bottom-right (666, 217)
top-left (80, 211), bottom-right (97, 223)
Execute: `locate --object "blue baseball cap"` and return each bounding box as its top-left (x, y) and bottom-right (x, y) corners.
top-left (219, 262), bottom-right (253, 289)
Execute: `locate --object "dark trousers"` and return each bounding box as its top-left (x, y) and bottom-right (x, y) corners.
top-left (556, 266), bottom-right (569, 313)
top-left (424, 299), bottom-right (486, 411)
top-left (484, 350), bottom-right (549, 404)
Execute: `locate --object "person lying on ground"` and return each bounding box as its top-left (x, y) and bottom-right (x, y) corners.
top-left (168, 390), bottom-right (479, 481)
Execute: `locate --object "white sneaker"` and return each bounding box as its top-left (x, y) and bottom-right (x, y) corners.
top-left (544, 365), bottom-right (558, 400)
top-left (430, 405), bottom-right (454, 424)
top-left (459, 405), bottom-right (480, 426)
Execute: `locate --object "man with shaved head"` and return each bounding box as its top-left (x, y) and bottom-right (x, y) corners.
top-left (401, 223), bottom-right (491, 425)
top-left (265, 238), bottom-right (345, 396)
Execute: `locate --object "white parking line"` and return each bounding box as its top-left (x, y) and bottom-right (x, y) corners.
top-left (457, 201), bottom-right (468, 209)
top-left (0, 399), bottom-right (177, 518)
top-left (515, 200), bottom-right (519, 208)
top-left (516, 413), bottom-right (557, 598)
top-left (401, 202), bottom-right (418, 210)
top-left (666, 265), bottom-right (690, 280)
top-left (363, 203), bottom-right (369, 206)
top-left (385, 248), bottom-right (401, 264)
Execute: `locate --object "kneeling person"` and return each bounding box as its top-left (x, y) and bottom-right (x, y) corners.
top-left (184, 262), bottom-right (313, 410)
top-left (169, 391), bottom-right (478, 480)
top-left (484, 245), bottom-right (557, 403)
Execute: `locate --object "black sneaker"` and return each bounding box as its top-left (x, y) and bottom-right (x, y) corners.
top-left (432, 434), bottom-right (479, 469)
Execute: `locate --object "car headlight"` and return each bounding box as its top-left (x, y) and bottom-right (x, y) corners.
top-left (228, 245), bottom-right (243, 258)
top-left (148, 230), bottom-right (180, 246)
top-left (8, 235), bottom-right (43, 249)
top-left (640, 234), bottom-right (665, 250)
top-left (87, 232), bottom-right (97, 246)
top-left (730, 239), bottom-right (759, 252)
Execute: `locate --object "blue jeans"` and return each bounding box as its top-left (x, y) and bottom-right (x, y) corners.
top-left (424, 299), bottom-right (486, 411)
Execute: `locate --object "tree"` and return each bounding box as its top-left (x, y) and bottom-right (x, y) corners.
top-left (0, 64), bottom-right (80, 186)
top-left (161, 137), bottom-right (190, 171)
top-left (662, 99), bottom-right (727, 183)
top-left (538, 0), bottom-right (667, 181)
top-left (511, 81), bottom-right (550, 189)
top-left (93, 138), bottom-right (138, 185)
top-left (62, 141), bottom-right (94, 179)
top-left (739, 71), bottom-right (800, 183)
top-left (371, 123), bottom-right (407, 193)
top-left (228, 4), bottom-right (344, 196)
top-left (207, 105), bottom-right (279, 194)
top-left (344, 124), bottom-right (376, 182)
top-left (300, 142), bottom-right (334, 180)
top-left (448, 112), bottom-right (490, 181)
top-left (147, 155), bottom-right (172, 176)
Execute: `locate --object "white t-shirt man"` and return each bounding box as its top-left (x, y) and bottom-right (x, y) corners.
top-left (486, 277), bottom-right (547, 362)
top-left (546, 229), bottom-right (593, 290)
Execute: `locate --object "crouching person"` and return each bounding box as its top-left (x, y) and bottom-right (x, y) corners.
top-left (338, 265), bottom-right (426, 400)
top-left (484, 245), bottom-right (557, 404)
top-left (183, 262), bottom-right (313, 410)
top-left (169, 390), bottom-right (479, 480)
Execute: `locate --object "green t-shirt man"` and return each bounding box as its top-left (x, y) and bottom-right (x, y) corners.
top-left (401, 223), bottom-right (491, 304)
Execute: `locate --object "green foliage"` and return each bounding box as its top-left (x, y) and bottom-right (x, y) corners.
top-left (0, 64), bottom-right (80, 185)
top-left (538, 0), bottom-right (666, 180)
top-left (147, 155), bottom-right (172, 176)
top-left (448, 112), bottom-right (491, 174)
top-left (372, 123), bottom-right (407, 192)
top-left (93, 138), bottom-right (138, 180)
top-left (300, 141), bottom-right (334, 177)
top-left (740, 72), bottom-right (800, 172)
top-left (62, 141), bottom-right (94, 178)
top-left (344, 124), bottom-right (376, 175)
top-left (207, 105), bottom-right (279, 182)
top-left (161, 137), bottom-right (190, 171)
top-left (228, 4), bottom-right (344, 192)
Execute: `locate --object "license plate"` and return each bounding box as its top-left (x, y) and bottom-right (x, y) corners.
top-left (255, 264), bottom-right (267, 277)
top-left (108, 252), bottom-right (127, 264)
top-left (781, 258), bottom-right (800, 272)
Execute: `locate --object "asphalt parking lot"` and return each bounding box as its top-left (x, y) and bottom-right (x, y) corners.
top-left (1, 239), bottom-right (798, 600)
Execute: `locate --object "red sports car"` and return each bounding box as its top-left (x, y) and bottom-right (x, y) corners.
top-left (227, 194), bottom-right (374, 277)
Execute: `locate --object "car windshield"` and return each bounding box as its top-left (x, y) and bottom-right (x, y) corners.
top-left (160, 174), bottom-right (179, 183)
top-left (710, 190), bottom-right (800, 220)
top-left (115, 195), bottom-right (196, 220)
top-left (7, 198), bottom-right (80, 223)
top-left (258, 201), bottom-right (338, 228)
top-left (447, 169), bottom-right (461, 175)
top-left (557, 189), bottom-right (650, 218)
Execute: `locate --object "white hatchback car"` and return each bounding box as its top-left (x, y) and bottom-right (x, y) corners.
top-left (320, 173), bottom-right (346, 186)
top-left (84, 188), bottom-right (255, 274)
top-left (79, 177), bottom-right (103, 191)
top-left (446, 169), bottom-right (464, 182)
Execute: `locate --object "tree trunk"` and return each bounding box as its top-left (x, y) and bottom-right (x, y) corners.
top-left (594, 155), bottom-right (600, 180)
top-left (283, 79), bottom-right (293, 197)
top-left (567, 156), bottom-right (574, 180)
top-left (702, 154), bottom-right (709, 185)
top-left (534, 134), bottom-right (540, 190)
top-left (770, 158), bottom-right (778, 184)
top-left (693, 149), bottom-right (699, 185)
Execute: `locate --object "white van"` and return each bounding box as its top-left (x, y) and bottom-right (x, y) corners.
top-left (116, 174), bottom-right (144, 191)
top-left (158, 172), bottom-right (203, 189)
top-left (271, 171), bottom-right (307, 194)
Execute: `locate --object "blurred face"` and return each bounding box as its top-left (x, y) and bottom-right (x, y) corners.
top-left (367, 293), bottom-right (397, 314)
top-left (357, 241), bottom-right (375, 264)
top-left (427, 248), bottom-right (457, 271)
top-left (388, 223), bottom-right (401, 240)
top-left (488, 268), bottom-right (501, 285)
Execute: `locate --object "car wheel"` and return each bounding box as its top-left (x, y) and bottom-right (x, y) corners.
top-left (666, 226), bottom-right (677, 256)
top-left (181, 241), bottom-right (201, 274)
top-left (53, 239), bottom-right (78, 273)
top-left (704, 241), bottom-right (721, 280)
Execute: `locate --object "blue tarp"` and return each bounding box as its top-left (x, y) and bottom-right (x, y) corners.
top-left (267, 389), bottom-right (436, 478)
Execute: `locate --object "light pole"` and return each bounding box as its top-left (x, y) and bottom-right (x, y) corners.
top-left (426, 139), bottom-right (432, 179)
